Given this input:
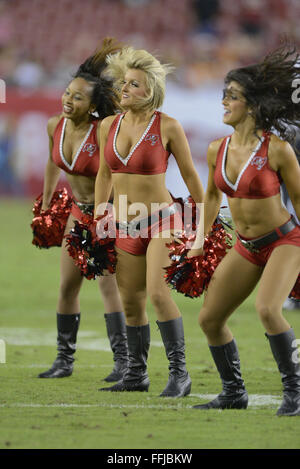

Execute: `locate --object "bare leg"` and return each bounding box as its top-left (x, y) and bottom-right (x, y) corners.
top-left (99, 247), bottom-right (150, 392)
top-left (98, 274), bottom-right (123, 313)
top-left (42, 214), bottom-right (128, 380)
top-left (255, 245), bottom-right (300, 334)
top-left (146, 234), bottom-right (191, 397)
top-left (146, 235), bottom-right (181, 322)
top-left (194, 248), bottom-right (262, 409)
top-left (57, 214), bottom-right (84, 315)
top-left (199, 248), bottom-right (263, 345)
top-left (39, 214), bottom-right (82, 378)
top-left (256, 245), bottom-right (300, 416)
top-left (115, 247), bottom-right (148, 326)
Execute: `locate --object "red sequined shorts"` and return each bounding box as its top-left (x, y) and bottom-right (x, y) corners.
top-left (234, 221), bottom-right (300, 266)
top-left (115, 203), bottom-right (183, 256)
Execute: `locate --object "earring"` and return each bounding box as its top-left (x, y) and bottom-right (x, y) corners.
top-left (89, 110), bottom-right (98, 117)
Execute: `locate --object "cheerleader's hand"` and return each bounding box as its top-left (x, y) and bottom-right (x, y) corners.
top-left (170, 231), bottom-right (185, 245)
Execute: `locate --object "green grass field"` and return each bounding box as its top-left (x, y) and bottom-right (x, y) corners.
top-left (1, 199), bottom-right (300, 450)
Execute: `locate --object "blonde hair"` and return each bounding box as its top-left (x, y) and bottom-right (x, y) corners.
top-left (105, 47), bottom-right (174, 112)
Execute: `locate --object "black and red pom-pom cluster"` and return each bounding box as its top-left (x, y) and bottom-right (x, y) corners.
top-left (64, 215), bottom-right (117, 280)
top-left (164, 221), bottom-right (233, 298)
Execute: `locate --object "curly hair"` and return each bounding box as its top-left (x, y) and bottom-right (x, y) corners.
top-left (104, 47), bottom-right (174, 112)
top-left (225, 43), bottom-right (300, 145)
top-left (73, 37), bottom-right (123, 119)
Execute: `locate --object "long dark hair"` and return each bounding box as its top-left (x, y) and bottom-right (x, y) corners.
top-left (225, 43), bottom-right (300, 145)
top-left (73, 37), bottom-right (123, 119)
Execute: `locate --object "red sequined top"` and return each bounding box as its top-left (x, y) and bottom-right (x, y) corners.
top-left (104, 111), bottom-right (170, 175)
top-left (52, 117), bottom-right (99, 177)
top-left (214, 131), bottom-right (281, 199)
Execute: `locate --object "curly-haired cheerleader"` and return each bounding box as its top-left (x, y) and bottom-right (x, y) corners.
top-left (38, 38), bottom-right (128, 382)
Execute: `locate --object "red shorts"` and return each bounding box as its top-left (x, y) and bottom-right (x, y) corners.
top-left (115, 204), bottom-right (183, 256)
top-left (234, 224), bottom-right (300, 266)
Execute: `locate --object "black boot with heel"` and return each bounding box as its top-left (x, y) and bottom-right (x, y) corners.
top-left (38, 313), bottom-right (80, 378)
top-left (157, 317), bottom-right (192, 398)
top-left (193, 339), bottom-right (248, 409)
top-left (103, 312), bottom-right (128, 382)
top-left (266, 328), bottom-right (300, 416)
top-left (99, 323), bottom-right (150, 392)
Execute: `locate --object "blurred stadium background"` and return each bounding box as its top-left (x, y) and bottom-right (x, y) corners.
top-left (1, 1), bottom-right (300, 449)
top-left (0, 0), bottom-right (299, 199)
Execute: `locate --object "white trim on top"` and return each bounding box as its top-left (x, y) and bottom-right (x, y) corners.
top-left (59, 118), bottom-right (94, 171)
top-left (222, 136), bottom-right (265, 191)
top-left (113, 112), bottom-right (157, 166)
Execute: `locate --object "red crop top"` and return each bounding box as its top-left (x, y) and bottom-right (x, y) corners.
top-left (104, 111), bottom-right (170, 175)
top-left (52, 117), bottom-right (99, 177)
top-left (214, 131), bottom-right (281, 199)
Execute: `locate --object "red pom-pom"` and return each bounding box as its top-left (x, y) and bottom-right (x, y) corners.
top-left (164, 221), bottom-right (232, 298)
top-left (289, 274), bottom-right (300, 300)
top-left (64, 215), bottom-right (117, 280)
top-left (31, 188), bottom-right (72, 248)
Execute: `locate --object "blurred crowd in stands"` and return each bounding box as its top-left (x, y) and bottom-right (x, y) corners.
top-left (1, 0), bottom-right (300, 90)
top-left (1, 0), bottom-right (299, 309)
top-left (0, 0), bottom-right (299, 200)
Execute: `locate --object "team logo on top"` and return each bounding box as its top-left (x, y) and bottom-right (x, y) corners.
top-left (251, 156), bottom-right (267, 170)
top-left (82, 143), bottom-right (97, 157)
top-left (145, 134), bottom-right (159, 146)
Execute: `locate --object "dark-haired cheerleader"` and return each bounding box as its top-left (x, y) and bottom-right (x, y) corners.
top-left (37, 38), bottom-right (128, 382)
top-left (189, 44), bottom-right (300, 416)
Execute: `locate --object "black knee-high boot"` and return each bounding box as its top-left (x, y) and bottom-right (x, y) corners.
top-left (157, 317), bottom-right (191, 397)
top-left (193, 339), bottom-right (248, 409)
top-left (103, 312), bottom-right (129, 382)
top-left (99, 324), bottom-right (150, 392)
top-left (38, 313), bottom-right (80, 378)
top-left (266, 328), bottom-right (300, 416)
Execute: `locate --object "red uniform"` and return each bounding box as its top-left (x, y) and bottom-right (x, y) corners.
top-left (214, 131), bottom-right (281, 199)
top-left (104, 111), bottom-right (170, 175)
top-left (52, 117), bottom-right (99, 177)
top-left (115, 204), bottom-right (183, 255)
top-left (214, 132), bottom-right (300, 265)
top-left (52, 117), bottom-right (99, 220)
top-left (104, 111), bottom-right (181, 255)
top-left (235, 219), bottom-right (300, 266)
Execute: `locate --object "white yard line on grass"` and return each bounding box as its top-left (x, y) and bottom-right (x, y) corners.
top-left (190, 394), bottom-right (282, 407)
top-left (1, 363), bottom-right (277, 372)
top-left (0, 328), bottom-right (163, 350)
top-left (0, 394), bottom-right (282, 409)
